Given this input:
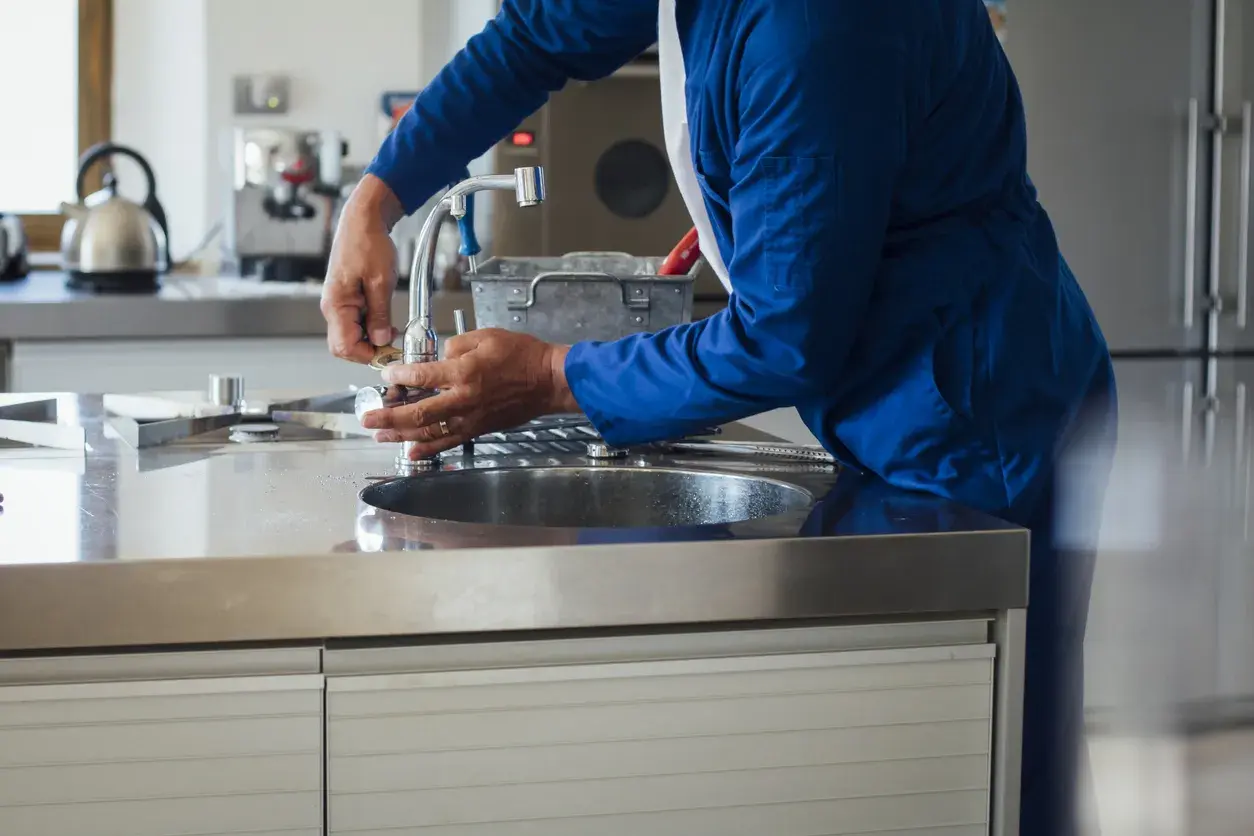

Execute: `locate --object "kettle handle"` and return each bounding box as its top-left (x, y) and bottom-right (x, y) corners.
top-left (76, 143), bottom-right (173, 269)
top-left (77, 142), bottom-right (157, 202)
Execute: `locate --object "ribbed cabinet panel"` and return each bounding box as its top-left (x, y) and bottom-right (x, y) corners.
top-left (0, 675), bottom-right (325, 836)
top-left (327, 646), bottom-right (995, 835)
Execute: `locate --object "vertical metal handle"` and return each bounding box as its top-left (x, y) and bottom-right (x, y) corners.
top-left (1237, 383), bottom-right (1248, 473)
top-left (1185, 99), bottom-right (1201, 330)
top-left (1204, 395), bottom-right (1219, 466)
top-left (1183, 380), bottom-right (1196, 463)
top-left (1239, 102), bottom-right (1252, 328)
top-left (1237, 383), bottom-right (1251, 540)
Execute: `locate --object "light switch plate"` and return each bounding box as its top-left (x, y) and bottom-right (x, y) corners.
top-left (233, 75), bottom-right (291, 115)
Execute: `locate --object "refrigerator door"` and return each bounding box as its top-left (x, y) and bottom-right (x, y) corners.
top-left (1006, 1), bottom-right (1212, 353)
top-left (1215, 0), bottom-right (1254, 350)
top-left (1210, 359), bottom-right (1254, 703)
top-left (1085, 359), bottom-right (1212, 715)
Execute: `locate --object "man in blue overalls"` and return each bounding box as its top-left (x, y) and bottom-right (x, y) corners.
top-left (321, 2), bottom-right (1117, 833)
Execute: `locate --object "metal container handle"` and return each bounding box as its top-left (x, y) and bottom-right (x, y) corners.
top-left (1185, 98), bottom-right (1201, 330)
top-left (507, 271), bottom-right (652, 311)
top-left (560, 251), bottom-right (636, 260)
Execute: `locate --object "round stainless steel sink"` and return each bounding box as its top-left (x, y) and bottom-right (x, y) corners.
top-left (359, 466), bottom-right (814, 529)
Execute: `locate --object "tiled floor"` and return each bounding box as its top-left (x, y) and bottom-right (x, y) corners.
top-left (1083, 728), bottom-right (1254, 835)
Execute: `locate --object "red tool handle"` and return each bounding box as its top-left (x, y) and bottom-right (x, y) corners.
top-left (659, 227), bottom-right (701, 275)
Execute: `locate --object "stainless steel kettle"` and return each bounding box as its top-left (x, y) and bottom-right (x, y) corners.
top-left (0, 212), bottom-right (29, 282)
top-left (60, 143), bottom-right (172, 292)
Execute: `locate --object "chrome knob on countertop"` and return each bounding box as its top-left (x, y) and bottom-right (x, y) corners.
top-left (208, 374), bottom-right (244, 408)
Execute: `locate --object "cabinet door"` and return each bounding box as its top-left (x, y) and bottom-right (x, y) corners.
top-left (0, 675), bottom-right (324, 836)
top-left (1211, 359), bottom-right (1254, 702)
top-left (1006, 0), bottom-right (1212, 352)
top-left (1085, 359), bottom-right (1214, 713)
top-left (1215, 0), bottom-right (1254, 350)
top-left (327, 645), bottom-right (994, 836)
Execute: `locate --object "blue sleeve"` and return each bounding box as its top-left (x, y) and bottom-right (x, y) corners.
top-left (565, 4), bottom-right (909, 447)
top-left (365, 0), bottom-right (656, 214)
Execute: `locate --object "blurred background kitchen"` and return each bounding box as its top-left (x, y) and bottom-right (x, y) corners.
top-left (0, 0), bottom-right (1251, 833)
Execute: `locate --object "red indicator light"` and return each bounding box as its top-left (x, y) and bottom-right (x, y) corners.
top-left (511, 131), bottom-right (536, 148)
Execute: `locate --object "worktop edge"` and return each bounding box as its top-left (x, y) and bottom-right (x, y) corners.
top-left (0, 527), bottom-right (1028, 654)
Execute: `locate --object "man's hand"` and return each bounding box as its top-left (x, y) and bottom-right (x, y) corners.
top-left (320, 175), bottom-right (405, 364)
top-left (359, 329), bottom-right (580, 458)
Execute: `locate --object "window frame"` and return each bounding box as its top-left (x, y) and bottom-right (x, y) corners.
top-left (18, 0), bottom-right (113, 252)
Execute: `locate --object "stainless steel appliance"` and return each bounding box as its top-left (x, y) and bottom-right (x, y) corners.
top-left (492, 54), bottom-right (725, 299)
top-left (223, 127), bottom-right (349, 283)
top-left (0, 213), bottom-right (29, 282)
top-left (1008, 1), bottom-right (1254, 711)
top-left (59, 143), bottom-right (171, 293)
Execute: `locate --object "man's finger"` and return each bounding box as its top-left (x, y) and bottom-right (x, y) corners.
top-left (325, 304), bottom-right (374, 364)
top-left (403, 432), bottom-right (470, 459)
top-left (359, 389), bottom-right (468, 431)
top-left (442, 331), bottom-right (485, 360)
top-left (362, 275), bottom-right (395, 347)
top-left (371, 419), bottom-right (473, 455)
top-left (381, 359), bottom-right (462, 390)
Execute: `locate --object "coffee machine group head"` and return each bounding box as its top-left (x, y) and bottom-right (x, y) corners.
top-left (224, 128), bottom-right (349, 283)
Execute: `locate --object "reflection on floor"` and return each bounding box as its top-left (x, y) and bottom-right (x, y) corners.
top-left (1082, 728), bottom-right (1254, 836)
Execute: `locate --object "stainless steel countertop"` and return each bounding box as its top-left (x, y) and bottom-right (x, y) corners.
top-left (0, 393), bottom-right (1028, 653)
top-left (0, 272), bottom-right (730, 341)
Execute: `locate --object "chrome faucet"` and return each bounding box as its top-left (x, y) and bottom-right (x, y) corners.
top-left (394, 166), bottom-right (546, 473)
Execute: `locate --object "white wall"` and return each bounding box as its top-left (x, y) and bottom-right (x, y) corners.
top-left (112, 0), bottom-right (209, 260)
top-left (202, 0), bottom-right (426, 240)
top-left (111, 0), bottom-right (504, 261)
top-left (113, 0), bottom-right (440, 258)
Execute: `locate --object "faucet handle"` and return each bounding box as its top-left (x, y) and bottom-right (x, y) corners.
top-left (455, 193), bottom-right (481, 260)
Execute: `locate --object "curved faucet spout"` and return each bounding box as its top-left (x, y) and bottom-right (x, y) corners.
top-left (403, 167), bottom-right (546, 364)
top-left (396, 166), bottom-right (546, 473)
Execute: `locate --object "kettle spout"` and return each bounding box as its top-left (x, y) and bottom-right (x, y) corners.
top-left (59, 201), bottom-right (87, 220)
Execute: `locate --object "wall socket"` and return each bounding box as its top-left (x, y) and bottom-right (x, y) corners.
top-left (233, 75), bottom-right (291, 115)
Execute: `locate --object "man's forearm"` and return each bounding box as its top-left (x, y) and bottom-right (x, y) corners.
top-left (343, 174), bottom-right (405, 234)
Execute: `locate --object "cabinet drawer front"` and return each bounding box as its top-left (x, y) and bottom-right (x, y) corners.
top-left (328, 645), bottom-right (995, 835)
top-left (0, 675), bottom-right (324, 836)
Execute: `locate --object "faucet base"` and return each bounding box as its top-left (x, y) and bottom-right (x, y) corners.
top-left (396, 453), bottom-right (440, 475)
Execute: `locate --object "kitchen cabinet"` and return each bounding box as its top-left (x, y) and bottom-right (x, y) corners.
top-left (1084, 359), bottom-right (1215, 713)
top-left (1085, 359), bottom-right (1254, 715)
top-left (8, 337), bottom-right (384, 395)
top-left (0, 624), bottom-right (1008, 836)
top-left (0, 650), bottom-right (324, 836)
top-left (1009, 0), bottom-right (1254, 718)
top-left (1211, 359), bottom-right (1254, 702)
top-left (1008, 0), bottom-right (1213, 354)
top-left (324, 623), bottom-right (996, 836)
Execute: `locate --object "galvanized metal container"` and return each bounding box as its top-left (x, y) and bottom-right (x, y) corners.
top-left (467, 251), bottom-right (698, 344)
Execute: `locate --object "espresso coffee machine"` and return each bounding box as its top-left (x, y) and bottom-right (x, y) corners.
top-left (223, 128), bottom-right (349, 282)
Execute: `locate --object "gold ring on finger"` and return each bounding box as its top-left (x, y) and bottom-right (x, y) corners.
top-left (439, 420), bottom-right (451, 437)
